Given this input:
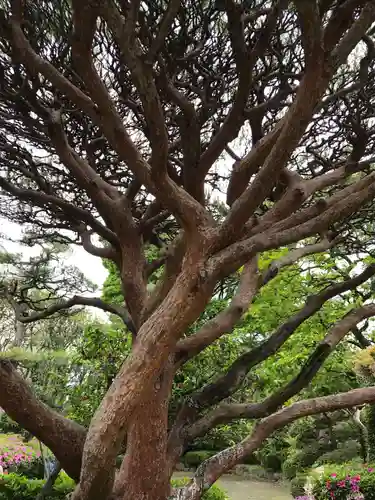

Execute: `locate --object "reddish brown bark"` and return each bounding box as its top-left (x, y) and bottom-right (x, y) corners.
top-left (112, 362), bottom-right (175, 500)
top-left (1, 2), bottom-right (375, 500)
top-left (76, 260), bottom-right (214, 500)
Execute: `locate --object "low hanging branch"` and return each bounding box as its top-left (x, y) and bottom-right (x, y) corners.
top-left (1, 1), bottom-right (375, 500)
top-left (175, 386), bottom-right (375, 500)
top-left (16, 295), bottom-right (136, 336)
top-left (167, 269), bottom-right (375, 465)
top-left (0, 361), bottom-right (85, 481)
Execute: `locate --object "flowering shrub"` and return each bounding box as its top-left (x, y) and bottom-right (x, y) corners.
top-left (311, 463), bottom-right (375, 500)
top-left (0, 435), bottom-right (43, 477)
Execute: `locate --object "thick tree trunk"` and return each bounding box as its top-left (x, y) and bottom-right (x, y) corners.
top-left (112, 363), bottom-right (175, 500)
top-left (0, 361), bottom-right (85, 481)
top-left (76, 261), bottom-right (214, 500)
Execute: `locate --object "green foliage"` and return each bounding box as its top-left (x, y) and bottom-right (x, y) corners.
top-left (67, 324), bottom-right (131, 426)
top-left (0, 415), bottom-right (22, 435)
top-left (101, 260), bottom-right (124, 306)
top-left (182, 451), bottom-right (216, 468)
top-left (315, 440), bottom-right (360, 466)
top-left (0, 472), bottom-right (227, 500)
top-left (282, 442), bottom-right (330, 480)
top-left (0, 473), bottom-right (74, 500)
top-left (313, 463), bottom-right (375, 500)
top-left (191, 421), bottom-right (252, 452)
top-left (368, 405), bottom-right (375, 462)
top-left (12, 457), bottom-right (45, 479)
top-left (256, 432), bottom-right (288, 472)
top-left (0, 348), bottom-right (70, 364)
top-left (171, 478), bottom-right (228, 500)
top-left (97, 249), bottom-right (366, 467)
top-left (290, 473), bottom-right (307, 498)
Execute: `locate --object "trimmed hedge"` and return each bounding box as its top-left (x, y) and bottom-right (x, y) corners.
top-left (0, 473), bottom-right (229, 499)
top-left (290, 473), bottom-right (307, 498)
top-left (182, 450), bottom-right (216, 468)
top-left (282, 442), bottom-right (330, 480)
top-left (172, 477), bottom-right (228, 500)
top-left (312, 463), bottom-right (375, 500)
top-left (0, 473), bottom-right (74, 499)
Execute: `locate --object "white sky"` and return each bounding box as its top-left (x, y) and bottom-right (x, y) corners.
top-left (0, 217), bottom-right (107, 289)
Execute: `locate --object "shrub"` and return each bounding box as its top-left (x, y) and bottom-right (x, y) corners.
top-left (291, 473), bottom-right (308, 498)
top-left (314, 440), bottom-right (360, 467)
top-left (313, 463), bottom-right (375, 500)
top-left (182, 450), bottom-right (216, 468)
top-left (0, 472), bottom-right (228, 499)
top-left (240, 453), bottom-right (258, 465)
top-left (282, 443), bottom-right (329, 479)
top-left (0, 416), bottom-right (22, 436)
top-left (11, 456), bottom-right (44, 479)
top-left (367, 405), bottom-right (375, 462)
top-left (0, 435), bottom-right (41, 474)
top-left (0, 472), bottom-right (74, 499)
top-left (172, 477), bottom-right (228, 500)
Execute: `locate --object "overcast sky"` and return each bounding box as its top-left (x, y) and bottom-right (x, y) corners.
top-left (0, 217), bottom-right (107, 289)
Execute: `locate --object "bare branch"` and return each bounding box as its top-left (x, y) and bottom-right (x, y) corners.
top-left (294, 1), bottom-right (322, 66)
top-left (211, 172), bottom-right (375, 276)
top-left (16, 295), bottom-right (136, 336)
top-left (0, 177), bottom-right (119, 246)
top-left (147, 0), bottom-right (181, 62)
top-left (198, 0), bottom-right (286, 180)
top-left (79, 228), bottom-right (118, 261)
top-left (224, 1), bottom-right (375, 216)
top-left (46, 109), bottom-right (121, 225)
top-left (221, 34), bottom-right (327, 237)
top-left (8, 6), bottom-right (97, 121)
top-left (99, 1), bottom-right (211, 230)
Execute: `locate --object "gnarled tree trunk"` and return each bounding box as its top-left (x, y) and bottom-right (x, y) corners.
top-left (112, 362), bottom-right (175, 500)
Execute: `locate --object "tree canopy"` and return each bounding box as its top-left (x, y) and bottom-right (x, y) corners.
top-left (1, 1), bottom-right (375, 500)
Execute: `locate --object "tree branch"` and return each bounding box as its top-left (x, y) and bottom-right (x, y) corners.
top-left (185, 303), bottom-right (375, 447)
top-left (99, 0), bottom-right (211, 231)
top-left (79, 228), bottom-right (118, 261)
top-left (176, 257), bottom-right (259, 356)
top-left (0, 360), bottom-right (85, 481)
top-left (221, 21), bottom-right (326, 237)
top-left (17, 296), bottom-right (136, 336)
top-left (170, 265), bottom-right (375, 449)
top-left (0, 177), bottom-right (119, 247)
top-left (211, 172), bottom-right (375, 277)
top-left (147, 0), bottom-right (181, 62)
top-left (262, 237), bottom-right (338, 284)
top-left (224, 0), bottom-right (375, 221)
top-left (177, 386), bottom-right (375, 499)
top-left (46, 109), bottom-right (120, 228)
top-left (177, 237), bottom-right (337, 359)
top-left (198, 0), bottom-right (286, 182)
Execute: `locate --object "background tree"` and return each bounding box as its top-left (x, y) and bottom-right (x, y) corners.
top-left (1, 1), bottom-right (375, 500)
